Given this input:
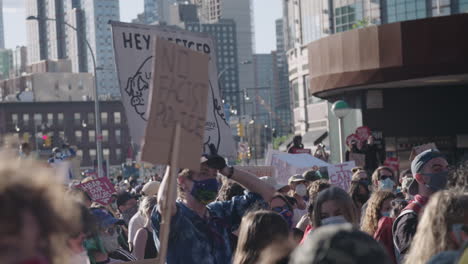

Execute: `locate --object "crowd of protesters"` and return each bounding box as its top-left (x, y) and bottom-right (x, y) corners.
top-left (0, 134), bottom-right (467, 264)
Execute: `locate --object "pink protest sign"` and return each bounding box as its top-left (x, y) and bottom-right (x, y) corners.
top-left (384, 157), bottom-right (400, 174)
top-left (355, 126), bottom-right (371, 142)
top-left (77, 177), bottom-right (116, 205)
top-left (327, 161), bottom-right (356, 191)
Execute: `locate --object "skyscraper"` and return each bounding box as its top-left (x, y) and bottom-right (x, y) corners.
top-left (133, 0), bottom-right (182, 24)
top-left (274, 19), bottom-right (291, 137)
top-left (0, 0), bottom-right (5, 49)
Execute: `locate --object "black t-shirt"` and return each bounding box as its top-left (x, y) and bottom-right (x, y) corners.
top-left (393, 212), bottom-right (418, 255)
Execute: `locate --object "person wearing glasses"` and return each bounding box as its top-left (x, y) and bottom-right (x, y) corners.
top-left (371, 166), bottom-right (396, 192)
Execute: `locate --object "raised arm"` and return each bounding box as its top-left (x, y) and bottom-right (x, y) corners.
top-left (157, 166), bottom-right (177, 217)
top-left (220, 166), bottom-right (275, 203)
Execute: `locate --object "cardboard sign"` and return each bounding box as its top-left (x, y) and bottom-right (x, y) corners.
top-left (126, 259), bottom-right (158, 264)
top-left (384, 157), bottom-right (399, 173)
top-left (234, 166), bottom-right (275, 177)
top-left (355, 126), bottom-right (371, 142)
top-left (77, 177), bottom-right (116, 205)
top-left (409, 142), bottom-right (438, 161)
top-left (327, 161), bottom-right (355, 191)
top-left (110, 21), bottom-right (236, 160)
top-left (349, 152), bottom-right (365, 168)
top-left (290, 148), bottom-right (312, 154)
top-left (141, 38), bottom-right (209, 171)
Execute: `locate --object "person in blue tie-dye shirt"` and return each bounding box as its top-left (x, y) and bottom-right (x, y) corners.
top-left (152, 144), bottom-right (276, 264)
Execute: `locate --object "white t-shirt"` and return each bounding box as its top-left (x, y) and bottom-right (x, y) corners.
top-left (128, 211), bottom-right (146, 245)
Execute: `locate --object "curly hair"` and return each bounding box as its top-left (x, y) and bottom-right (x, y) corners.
top-left (0, 151), bottom-right (79, 264)
top-left (361, 191), bottom-right (395, 235)
top-left (404, 189), bottom-right (468, 264)
top-left (371, 166), bottom-right (394, 187)
top-left (307, 179), bottom-right (331, 219)
top-left (216, 177), bottom-right (245, 202)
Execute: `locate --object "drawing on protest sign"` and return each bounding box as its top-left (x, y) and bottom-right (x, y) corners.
top-left (77, 177), bottom-right (116, 205)
top-left (110, 21), bottom-right (236, 160)
top-left (234, 166), bottom-right (275, 177)
top-left (141, 37), bottom-right (209, 171)
top-left (327, 161), bottom-right (355, 191)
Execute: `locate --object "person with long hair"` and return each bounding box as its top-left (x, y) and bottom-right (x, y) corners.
top-left (270, 193), bottom-right (295, 229)
top-left (361, 191), bottom-right (396, 263)
top-left (371, 166), bottom-right (396, 192)
top-left (348, 180), bottom-right (371, 220)
top-left (311, 186), bottom-right (358, 228)
top-left (232, 210), bottom-right (290, 264)
top-left (133, 196), bottom-right (158, 260)
top-left (404, 190), bottom-right (468, 264)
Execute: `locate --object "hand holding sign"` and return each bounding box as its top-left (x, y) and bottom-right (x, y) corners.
top-left (76, 177), bottom-right (116, 205)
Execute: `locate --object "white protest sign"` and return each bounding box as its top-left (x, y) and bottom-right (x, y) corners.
top-left (268, 152), bottom-right (330, 185)
top-left (327, 161), bottom-right (356, 191)
top-left (110, 21), bottom-right (236, 160)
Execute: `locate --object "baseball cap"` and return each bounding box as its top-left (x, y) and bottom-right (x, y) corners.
top-left (288, 174), bottom-right (306, 184)
top-left (142, 181), bottom-right (161, 196)
top-left (408, 149), bottom-right (445, 195)
top-left (90, 208), bottom-right (124, 227)
top-left (116, 191), bottom-right (138, 208)
top-left (259, 176), bottom-right (290, 192)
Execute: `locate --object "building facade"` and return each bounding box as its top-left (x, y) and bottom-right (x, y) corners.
top-left (0, 49), bottom-right (12, 79)
top-left (12, 46), bottom-right (28, 78)
top-left (0, 0), bottom-right (5, 49)
top-left (0, 101), bottom-right (131, 166)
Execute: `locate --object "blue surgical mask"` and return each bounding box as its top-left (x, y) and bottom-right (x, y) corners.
top-left (381, 211), bottom-right (391, 217)
top-left (190, 178), bottom-right (219, 205)
top-left (321, 215), bottom-right (348, 226)
top-left (422, 171), bottom-right (448, 192)
top-left (379, 178), bottom-right (395, 191)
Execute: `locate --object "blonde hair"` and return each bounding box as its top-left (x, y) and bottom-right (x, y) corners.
top-left (0, 151), bottom-right (79, 264)
top-left (361, 191), bottom-right (395, 235)
top-left (371, 166), bottom-right (394, 187)
top-left (139, 195), bottom-right (157, 219)
top-left (404, 189), bottom-right (468, 264)
top-left (233, 210), bottom-right (290, 264)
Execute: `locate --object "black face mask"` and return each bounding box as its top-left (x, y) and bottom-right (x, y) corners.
top-left (356, 193), bottom-right (370, 204)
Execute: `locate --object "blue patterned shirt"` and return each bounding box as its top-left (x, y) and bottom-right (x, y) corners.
top-left (152, 192), bottom-right (264, 264)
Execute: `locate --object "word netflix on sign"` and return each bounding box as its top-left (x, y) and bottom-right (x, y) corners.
top-left (141, 37), bottom-right (210, 171)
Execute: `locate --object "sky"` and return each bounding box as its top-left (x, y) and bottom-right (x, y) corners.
top-left (4, 0), bottom-right (282, 54)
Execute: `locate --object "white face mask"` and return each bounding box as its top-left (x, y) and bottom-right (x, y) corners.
top-left (295, 184), bottom-right (307, 197)
top-left (69, 251), bottom-right (90, 264)
top-left (379, 178), bottom-right (395, 191)
top-left (321, 215), bottom-right (348, 226)
top-left (101, 233), bottom-right (120, 253)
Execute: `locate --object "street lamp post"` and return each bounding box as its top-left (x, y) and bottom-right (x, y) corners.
top-left (26, 15), bottom-right (104, 178)
top-left (331, 100), bottom-right (351, 163)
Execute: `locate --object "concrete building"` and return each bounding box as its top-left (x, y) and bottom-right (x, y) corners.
top-left (0, 0), bottom-right (5, 49)
top-left (0, 101), bottom-right (131, 166)
top-left (133, 0), bottom-right (182, 24)
top-left (198, 0), bottom-right (255, 113)
top-left (0, 49), bottom-right (12, 79)
top-left (284, 0), bottom-right (468, 165)
top-left (12, 46), bottom-right (28, 78)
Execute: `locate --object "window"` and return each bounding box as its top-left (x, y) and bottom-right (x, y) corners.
top-left (75, 131), bottom-right (82, 143)
top-left (59, 131), bottom-right (65, 141)
top-left (292, 79), bottom-right (300, 108)
top-left (103, 148), bottom-right (110, 160)
top-left (11, 114), bottom-right (18, 125)
top-left (115, 129), bottom-right (121, 144)
top-left (89, 149), bottom-right (96, 161)
top-left (101, 112), bottom-right (108, 125)
top-left (47, 113), bottom-right (53, 125)
top-left (23, 113), bottom-right (30, 125)
top-left (114, 112), bottom-right (121, 125)
top-left (58, 113), bottom-right (64, 126)
top-left (74, 113), bottom-right (81, 126)
top-left (115, 148), bottom-right (122, 161)
top-left (102, 130), bottom-right (109, 142)
top-left (77, 150), bottom-right (83, 159)
top-left (89, 130), bottom-right (95, 142)
top-left (88, 113), bottom-right (95, 125)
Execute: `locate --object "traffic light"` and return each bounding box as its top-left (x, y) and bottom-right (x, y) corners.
top-left (237, 123), bottom-right (244, 137)
top-left (43, 135), bottom-right (51, 147)
top-left (247, 146), bottom-right (251, 159)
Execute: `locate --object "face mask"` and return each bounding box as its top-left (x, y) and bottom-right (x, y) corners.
top-left (273, 206), bottom-right (293, 228)
top-left (356, 193), bottom-right (369, 204)
top-left (190, 178), bottom-right (219, 205)
top-left (379, 178), bottom-right (395, 191)
top-left (69, 251), bottom-right (90, 264)
top-left (321, 215), bottom-right (348, 226)
top-left (422, 171), bottom-right (449, 192)
top-left (359, 179), bottom-right (370, 186)
top-left (381, 211), bottom-right (391, 217)
top-left (295, 184), bottom-right (307, 197)
top-left (122, 204), bottom-right (138, 224)
top-left (101, 232), bottom-right (120, 253)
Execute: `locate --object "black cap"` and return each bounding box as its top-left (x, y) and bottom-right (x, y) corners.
top-left (116, 191), bottom-right (137, 207)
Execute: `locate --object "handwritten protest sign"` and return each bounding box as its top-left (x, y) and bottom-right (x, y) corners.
top-left (327, 161), bottom-right (355, 191)
top-left (234, 166), bottom-right (275, 177)
top-left (289, 148), bottom-right (312, 154)
top-left (111, 21), bottom-right (236, 160)
top-left (77, 177), bottom-right (116, 205)
top-left (141, 38), bottom-right (209, 171)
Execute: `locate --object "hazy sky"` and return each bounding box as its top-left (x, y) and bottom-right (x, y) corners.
top-left (4, 0), bottom-right (282, 54)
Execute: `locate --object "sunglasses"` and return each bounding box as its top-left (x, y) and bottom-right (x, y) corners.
top-left (104, 225), bottom-right (121, 236)
top-left (380, 175), bottom-right (393, 181)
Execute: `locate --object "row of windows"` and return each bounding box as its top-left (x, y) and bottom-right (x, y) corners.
top-left (77, 147), bottom-right (123, 162)
top-left (16, 128), bottom-right (123, 145)
top-left (11, 112), bottom-right (122, 127)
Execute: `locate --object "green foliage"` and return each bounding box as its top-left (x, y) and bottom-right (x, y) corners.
top-left (352, 18), bottom-right (371, 29)
top-left (273, 135), bottom-right (291, 150)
